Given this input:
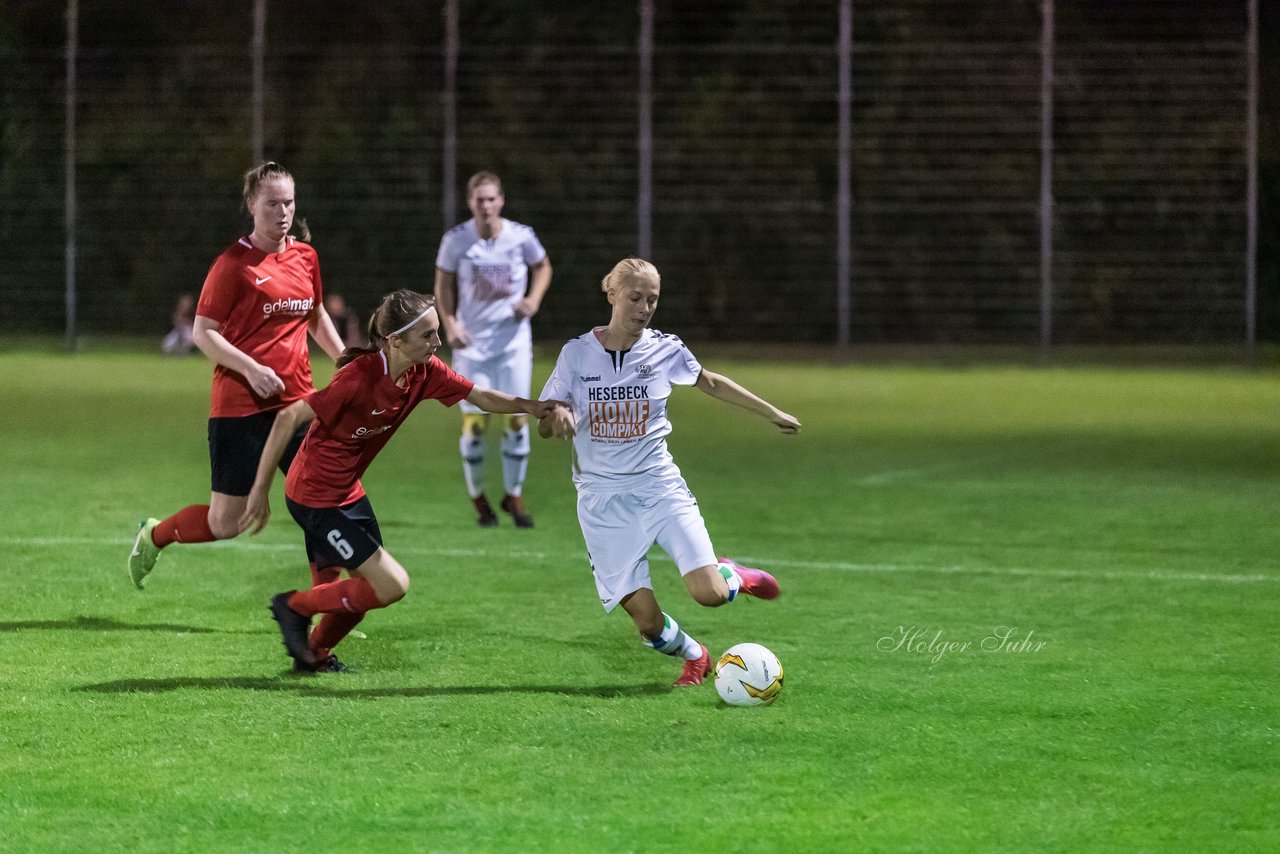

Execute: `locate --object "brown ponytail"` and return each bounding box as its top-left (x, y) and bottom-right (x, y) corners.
top-left (335, 289), bottom-right (435, 368)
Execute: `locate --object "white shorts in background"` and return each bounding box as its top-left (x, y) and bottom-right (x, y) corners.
top-left (452, 343), bottom-right (533, 415)
top-left (577, 479), bottom-right (718, 612)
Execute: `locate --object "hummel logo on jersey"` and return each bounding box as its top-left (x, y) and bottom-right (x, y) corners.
top-left (580, 375), bottom-right (600, 382)
top-left (372, 408), bottom-right (388, 415)
top-left (254, 275), bottom-right (272, 285)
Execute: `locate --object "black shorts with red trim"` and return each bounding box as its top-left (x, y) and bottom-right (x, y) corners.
top-left (286, 495), bottom-right (383, 571)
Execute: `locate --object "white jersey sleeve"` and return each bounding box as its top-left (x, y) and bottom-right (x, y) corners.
top-left (521, 229), bottom-right (548, 266)
top-left (660, 331), bottom-right (701, 386)
top-left (540, 343), bottom-right (575, 403)
top-left (435, 222), bottom-right (471, 273)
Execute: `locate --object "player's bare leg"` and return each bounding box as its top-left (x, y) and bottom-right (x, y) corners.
top-left (206, 492), bottom-right (249, 540)
top-left (683, 564), bottom-right (733, 606)
top-left (621, 588), bottom-right (709, 687)
top-left (129, 491), bottom-right (242, 589)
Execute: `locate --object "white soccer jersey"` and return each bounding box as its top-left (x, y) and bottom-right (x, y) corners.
top-left (435, 217), bottom-right (547, 360)
top-left (540, 327), bottom-right (703, 492)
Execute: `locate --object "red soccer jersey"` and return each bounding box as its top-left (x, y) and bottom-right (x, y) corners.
top-left (196, 236), bottom-right (323, 417)
top-left (286, 351), bottom-right (475, 507)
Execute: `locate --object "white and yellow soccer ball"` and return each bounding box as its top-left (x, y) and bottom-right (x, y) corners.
top-left (714, 642), bottom-right (783, 706)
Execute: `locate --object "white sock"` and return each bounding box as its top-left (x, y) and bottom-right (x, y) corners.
top-left (679, 632), bottom-right (704, 660)
top-left (642, 613), bottom-right (702, 660)
top-left (500, 425), bottom-right (530, 496)
top-left (460, 431), bottom-right (485, 498)
top-left (717, 562), bottom-right (742, 602)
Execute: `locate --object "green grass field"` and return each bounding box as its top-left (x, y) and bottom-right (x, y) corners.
top-left (1, 348), bottom-right (1276, 851)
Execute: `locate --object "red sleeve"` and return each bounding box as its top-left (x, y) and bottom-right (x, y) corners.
top-left (305, 360), bottom-right (364, 426)
top-left (423, 356), bottom-right (475, 407)
top-left (196, 252), bottom-right (241, 324)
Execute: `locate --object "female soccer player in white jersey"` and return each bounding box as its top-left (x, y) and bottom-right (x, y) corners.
top-left (434, 171), bottom-right (552, 529)
top-left (239, 290), bottom-right (558, 672)
top-left (537, 258), bottom-right (801, 687)
top-left (128, 162), bottom-right (346, 590)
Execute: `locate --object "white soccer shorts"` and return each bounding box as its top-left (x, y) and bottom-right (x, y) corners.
top-left (577, 479), bottom-right (718, 612)
top-left (452, 343), bottom-right (533, 415)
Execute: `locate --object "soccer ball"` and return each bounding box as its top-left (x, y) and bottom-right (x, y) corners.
top-left (714, 642), bottom-right (784, 707)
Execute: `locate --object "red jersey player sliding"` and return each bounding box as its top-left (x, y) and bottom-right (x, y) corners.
top-left (239, 289), bottom-right (559, 673)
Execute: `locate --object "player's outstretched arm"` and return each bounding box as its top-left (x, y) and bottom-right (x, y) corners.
top-left (694, 370), bottom-right (801, 435)
top-left (239, 399), bottom-right (315, 535)
top-left (465, 387), bottom-right (562, 421)
top-left (537, 403), bottom-right (575, 439)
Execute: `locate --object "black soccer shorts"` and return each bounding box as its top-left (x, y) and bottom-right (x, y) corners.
top-left (207, 411), bottom-right (309, 496)
top-left (286, 495), bottom-right (384, 571)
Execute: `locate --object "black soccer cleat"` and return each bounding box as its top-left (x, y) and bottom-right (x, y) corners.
top-left (500, 494), bottom-right (534, 529)
top-left (472, 494), bottom-right (499, 527)
top-left (296, 654), bottom-right (349, 674)
top-left (269, 592), bottom-right (317, 672)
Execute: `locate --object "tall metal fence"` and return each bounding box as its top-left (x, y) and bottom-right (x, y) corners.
top-left (0, 0), bottom-right (1260, 348)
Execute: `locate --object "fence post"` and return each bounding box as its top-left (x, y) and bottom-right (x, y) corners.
top-left (637, 0), bottom-right (653, 260)
top-left (252, 0), bottom-right (265, 164)
top-left (442, 0), bottom-right (459, 230)
top-left (64, 0), bottom-right (78, 351)
top-left (1245, 0), bottom-right (1258, 360)
top-left (1038, 0), bottom-right (1055, 360)
top-left (836, 0), bottom-right (852, 353)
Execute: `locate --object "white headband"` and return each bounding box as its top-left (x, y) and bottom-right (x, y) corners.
top-left (389, 307), bottom-right (433, 336)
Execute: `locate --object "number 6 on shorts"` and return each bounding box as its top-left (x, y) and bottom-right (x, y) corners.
top-left (327, 529), bottom-right (355, 560)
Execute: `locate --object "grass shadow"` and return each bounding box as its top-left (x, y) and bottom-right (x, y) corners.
top-left (76, 676), bottom-right (671, 698)
top-left (0, 615), bottom-right (217, 634)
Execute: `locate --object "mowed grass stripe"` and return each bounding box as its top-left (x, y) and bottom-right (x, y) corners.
top-left (11, 536), bottom-right (1276, 584)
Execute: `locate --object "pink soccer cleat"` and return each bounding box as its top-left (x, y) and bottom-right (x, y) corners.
top-left (720, 557), bottom-right (780, 600)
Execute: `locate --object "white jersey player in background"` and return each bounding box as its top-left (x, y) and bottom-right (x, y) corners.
top-left (538, 258), bottom-right (801, 687)
top-left (435, 171), bottom-right (552, 528)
